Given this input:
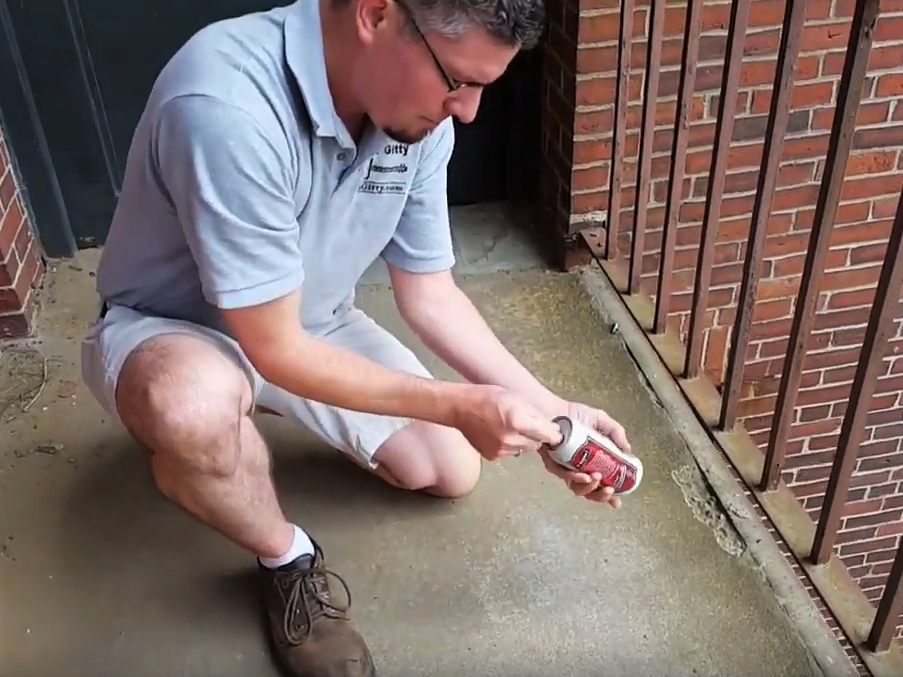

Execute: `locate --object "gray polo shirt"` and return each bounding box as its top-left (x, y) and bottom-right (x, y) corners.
top-left (96, 0), bottom-right (456, 334)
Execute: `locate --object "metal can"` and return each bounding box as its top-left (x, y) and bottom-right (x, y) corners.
top-left (545, 415), bottom-right (643, 496)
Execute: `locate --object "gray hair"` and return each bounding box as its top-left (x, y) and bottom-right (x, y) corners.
top-left (407, 0), bottom-right (545, 49)
top-left (332, 0), bottom-right (546, 49)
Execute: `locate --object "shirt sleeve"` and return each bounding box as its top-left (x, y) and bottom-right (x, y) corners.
top-left (152, 93), bottom-right (304, 310)
top-left (380, 119), bottom-right (456, 273)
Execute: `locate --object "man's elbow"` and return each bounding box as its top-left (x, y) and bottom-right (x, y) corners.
top-left (237, 335), bottom-right (290, 384)
top-left (388, 267), bottom-right (459, 322)
top-left (218, 292), bottom-right (303, 381)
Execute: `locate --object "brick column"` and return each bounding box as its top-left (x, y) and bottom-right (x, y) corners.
top-left (539, 0), bottom-right (903, 650)
top-left (0, 124), bottom-right (44, 339)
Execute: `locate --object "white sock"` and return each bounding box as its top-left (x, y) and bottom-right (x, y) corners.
top-left (259, 525), bottom-right (315, 569)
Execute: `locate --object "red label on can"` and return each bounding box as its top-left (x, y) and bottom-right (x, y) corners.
top-left (568, 435), bottom-right (637, 492)
top-left (570, 438), bottom-right (604, 471)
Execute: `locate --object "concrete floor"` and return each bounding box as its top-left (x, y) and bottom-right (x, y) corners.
top-left (0, 205), bottom-right (840, 676)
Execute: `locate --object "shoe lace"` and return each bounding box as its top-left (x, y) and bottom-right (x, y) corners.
top-left (282, 564), bottom-right (352, 645)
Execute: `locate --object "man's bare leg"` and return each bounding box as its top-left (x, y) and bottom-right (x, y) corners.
top-left (117, 334), bottom-right (293, 557)
top-left (369, 420), bottom-right (483, 498)
top-left (114, 333), bottom-right (374, 677)
top-left (253, 402), bottom-right (482, 497)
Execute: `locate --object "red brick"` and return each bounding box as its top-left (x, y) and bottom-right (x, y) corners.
top-left (850, 242), bottom-right (891, 266)
top-left (0, 310), bottom-right (32, 339)
top-left (845, 150), bottom-right (898, 176)
top-left (828, 288), bottom-right (875, 310)
top-left (577, 9), bottom-right (646, 44)
top-left (874, 15), bottom-right (903, 43)
top-left (829, 219), bottom-right (894, 247)
top-left (791, 81), bottom-right (835, 109)
top-left (663, 3), bottom-right (731, 36)
top-left (770, 249), bottom-right (847, 278)
top-left (0, 195), bottom-right (23, 260)
top-left (821, 266), bottom-right (884, 291)
top-left (800, 22), bottom-right (851, 52)
top-left (841, 175), bottom-right (903, 202)
top-left (824, 45), bottom-right (903, 76)
top-left (745, 28), bottom-right (783, 58)
top-left (0, 170), bottom-right (14, 211)
top-left (685, 142), bottom-right (765, 175)
top-left (854, 124), bottom-right (903, 150)
top-left (575, 72), bottom-right (644, 107)
top-left (571, 165), bottom-right (608, 193)
top-left (874, 198), bottom-right (902, 220)
top-left (0, 250), bottom-right (18, 287)
top-left (876, 73), bottom-right (903, 98)
top-left (575, 44), bottom-right (622, 74)
top-left (806, 0), bottom-right (833, 20)
top-left (795, 55), bottom-right (822, 81)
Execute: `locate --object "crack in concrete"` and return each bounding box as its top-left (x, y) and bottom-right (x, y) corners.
top-left (671, 463), bottom-right (747, 558)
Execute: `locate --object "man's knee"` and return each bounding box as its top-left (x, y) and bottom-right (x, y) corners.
top-left (372, 421), bottom-right (482, 499)
top-left (115, 333), bottom-right (254, 478)
top-left (428, 452), bottom-right (482, 499)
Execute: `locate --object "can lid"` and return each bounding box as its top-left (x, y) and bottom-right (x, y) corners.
top-left (550, 415), bottom-right (572, 449)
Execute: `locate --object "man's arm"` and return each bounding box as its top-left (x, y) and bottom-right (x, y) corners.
top-left (388, 266), bottom-right (566, 419)
top-left (223, 289), bottom-right (470, 425)
top-left (378, 119), bottom-right (565, 418)
top-left (153, 94), bottom-right (467, 426)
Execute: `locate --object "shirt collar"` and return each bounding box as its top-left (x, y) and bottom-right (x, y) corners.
top-left (284, 0), bottom-right (355, 149)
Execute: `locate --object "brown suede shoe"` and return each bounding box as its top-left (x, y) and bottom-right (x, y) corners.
top-left (259, 538), bottom-right (375, 677)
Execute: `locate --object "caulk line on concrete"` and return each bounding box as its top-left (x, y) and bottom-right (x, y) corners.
top-left (576, 265), bottom-right (860, 677)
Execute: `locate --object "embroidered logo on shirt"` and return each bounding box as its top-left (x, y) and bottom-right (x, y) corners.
top-left (359, 180), bottom-right (406, 194)
top-left (383, 143), bottom-right (409, 156)
top-left (358, 153), bottom-right (410, 195)
top-left (364, 159), bottom-right (408, 180)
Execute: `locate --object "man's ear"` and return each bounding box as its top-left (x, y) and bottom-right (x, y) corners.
top-left (354, 0), bottom-right (392, 46)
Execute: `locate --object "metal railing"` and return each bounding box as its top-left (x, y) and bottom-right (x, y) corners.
top-left (577, 0), bottom-right (903, 671)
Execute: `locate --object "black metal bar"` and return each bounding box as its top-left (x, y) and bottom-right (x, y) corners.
top-left (605, 0), bottom-right (635, 261)
top-left (720, 0), bottom-right (809, 430)
top-left (760, 0), bottom-right (881, 486)
top-left (683, 0), bottom-right (750, 378)
top-left (869, 535), bottom-right (903, 652)
top-left (628, 0), bottom-right (664, 293)
top-left (654, 0), bottom-right (703, 333)
top-left (811, 185), bottom-right (903, 565)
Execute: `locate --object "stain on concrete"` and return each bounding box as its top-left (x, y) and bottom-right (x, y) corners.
top-left (671, 463), bottom-right (746, 558)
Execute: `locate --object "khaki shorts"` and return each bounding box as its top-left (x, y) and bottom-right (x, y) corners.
top-left (80, 303), bottom-right (433, 468)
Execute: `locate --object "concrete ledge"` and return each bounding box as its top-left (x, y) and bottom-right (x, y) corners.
top-left (576, 264), bottom-right (861, 677)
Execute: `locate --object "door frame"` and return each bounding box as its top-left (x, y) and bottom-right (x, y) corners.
top-left (0, 0), bottom-right (76, 258)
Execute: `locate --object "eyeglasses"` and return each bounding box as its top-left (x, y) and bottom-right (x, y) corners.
top-left (395, 0), bottom-right (480, 93)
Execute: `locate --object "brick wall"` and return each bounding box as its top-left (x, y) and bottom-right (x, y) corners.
top-left (541, 0), bottom-right (903, 655)
top-left (0, 123), bottom-right (44, 339)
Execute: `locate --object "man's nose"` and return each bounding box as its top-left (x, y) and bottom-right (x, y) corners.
top-left (444, 88), bottom-right (483, 124)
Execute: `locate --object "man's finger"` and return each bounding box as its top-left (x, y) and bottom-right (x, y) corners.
top-left (570, 472), bottom-right (603, 496)
top-left (501, 433), bottom-right (546, 456)
top-left (592, 485), bottom-right (615, 501)
top-left (595, 416), bottom-right (631, 453)
top-left (512, 411), bottom-right (564, 446)
top-left (541, 457), bottom-right (593, 484)
top-left (607, 424), bottom-right (630, 452)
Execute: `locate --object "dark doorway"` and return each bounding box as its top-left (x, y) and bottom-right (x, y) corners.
top-left (0, 0), bottom-right (542, 255)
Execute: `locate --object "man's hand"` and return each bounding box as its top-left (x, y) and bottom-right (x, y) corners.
top-left (452, 385), bottom-right (564, 461)
top-left (539, 402), bottom-right (632, 509)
